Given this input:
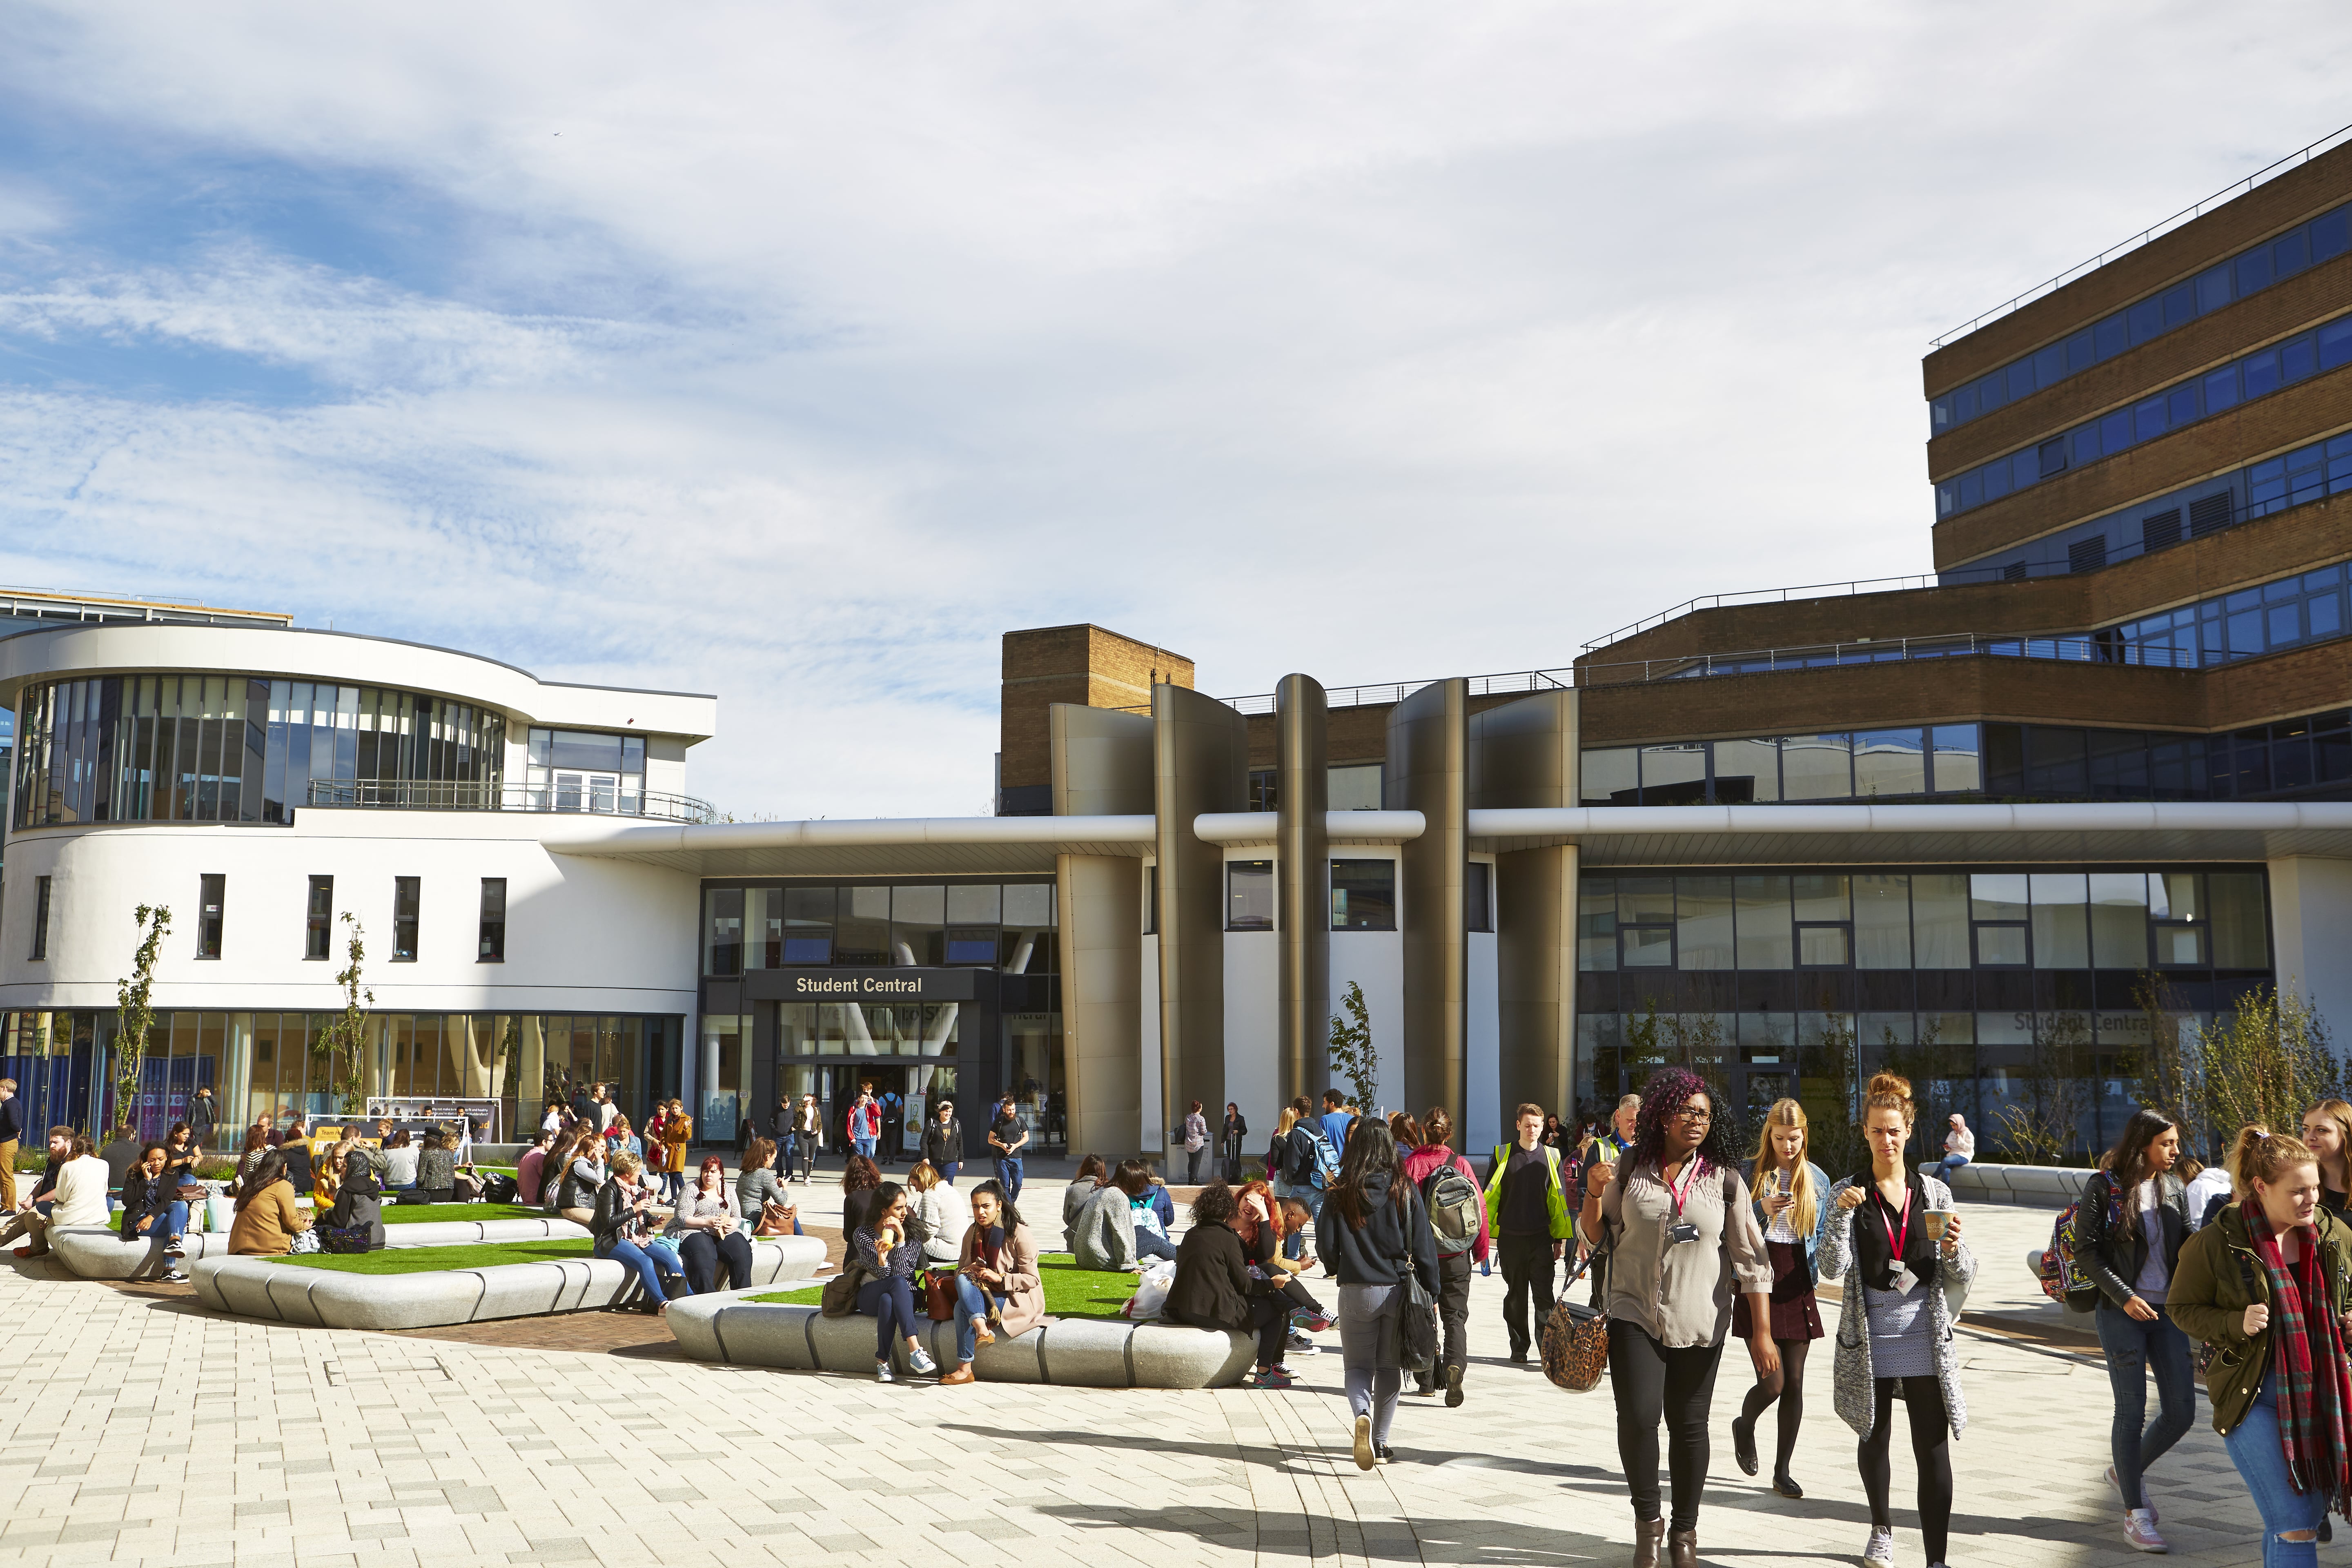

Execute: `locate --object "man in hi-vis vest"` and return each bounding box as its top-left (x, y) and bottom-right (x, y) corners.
top-left (1485, 1102), bottom-right (1573, 1363)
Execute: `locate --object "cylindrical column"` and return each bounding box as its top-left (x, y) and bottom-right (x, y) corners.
top-left (1276, 675), bottom-right (1330, 1114)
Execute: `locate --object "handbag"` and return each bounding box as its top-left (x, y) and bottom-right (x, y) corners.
top-left (820, 1259), bottom-right (870, 1317)
top-left (754, 1201), bottom-right (796, 1238)
top-left (922, 1268), bottom-right (957, 1321)
top-left (1540, 1240), bottom-right (1613, 1392)
top-left (1394, 1267), bottom-right (1439, 1373)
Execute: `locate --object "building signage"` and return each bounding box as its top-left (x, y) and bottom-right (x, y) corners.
top-left (782, 969), bottom-right (978, 1000)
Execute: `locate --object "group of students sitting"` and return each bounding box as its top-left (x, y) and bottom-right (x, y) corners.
top-left (838, 1154), bottom-right (1042, 1384)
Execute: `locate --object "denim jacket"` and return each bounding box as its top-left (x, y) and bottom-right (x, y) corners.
top-left (1750, 1161), bottom-right (1835, 1278)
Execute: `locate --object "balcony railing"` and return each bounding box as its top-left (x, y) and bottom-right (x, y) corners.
top-left (1576, 633), bottom-right (2201, 687)
top-left (1117, 668), bottom-right (1574, 716)
top-left (305, 779), bottom-right (718, 824)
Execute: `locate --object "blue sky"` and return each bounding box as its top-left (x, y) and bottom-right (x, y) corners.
top-left (1, 3), bottom-right (2347, 817)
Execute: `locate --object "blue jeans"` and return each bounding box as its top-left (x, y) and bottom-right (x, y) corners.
top-left (996, 1156), bottom-right (1023, 1203)
top-left (2226, 1374), bottom-right (2329, 1568)
top-left (1134, 1227), bottom-right (1177, 1263)
top-left (606, 1238), bottom-right (687, 1305)
top-left (2094, 1301), bottom-right (2196, 1510)
top-left (853, 1137), bottom-right (878, 1163)
top-left (137, 1200), bottom-right (189, 1267)
top-left (954, 1274), bottom-right (1007, 1362)
top-left (939, 1162), bottom-right (960, 1186)
top-left (856, 1273), bottom-right (919, 1360)
top-left (1936, 1154), bottom-right (1971, 1184)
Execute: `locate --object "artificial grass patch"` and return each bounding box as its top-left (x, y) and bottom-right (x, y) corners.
top-left (266, 1239), bottom-right (593, 1274)
top-left (379, 1203), bottom-right (552, 1225)
top-left (747, 1252), bottom-right (1139, 1321)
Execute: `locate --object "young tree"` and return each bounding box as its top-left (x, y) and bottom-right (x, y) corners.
top-left (312, 913), bottom-right (376, 1114)
top-left (1991, 1013), bottom-right (2090, 1167)
top-left (2200, 985), bottom-right (2342, 1145)
top-left (1327, 980), bottom-right (1377, 1111)
top-left (114, 904), bottom-right (172, 1133)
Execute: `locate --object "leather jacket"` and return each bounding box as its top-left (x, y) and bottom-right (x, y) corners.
top-left (2070, 1167), bottom-right (2189, 1308)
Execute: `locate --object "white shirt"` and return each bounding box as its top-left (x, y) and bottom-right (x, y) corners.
top-left (541, 1109), bottom-right (564, 1134)
top-left (1945, 1126), bottom-right (1976, 1158)
top-left (2184, 1166), bottom-right (2233, 1229)
top-left (50, 1156), bottom-right (112, 1229)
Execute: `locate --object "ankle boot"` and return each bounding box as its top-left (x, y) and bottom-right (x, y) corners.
top-left (1667, 1528), bottom-right (1698, 1568)
top-left (1633, 1519), bottom-right (1664, 1568)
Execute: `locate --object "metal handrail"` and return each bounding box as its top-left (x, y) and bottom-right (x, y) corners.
top-left (305, 778), bottom-right (718, 824)
top-left (1575, 633), bottom-right (2199, 687)
top-left (1929, 121), bottom-right (2352, 347)
top-left (1114, 668), bottom-right (1572, 716)
top-left (1582, 574), bottom-right (1947, 653)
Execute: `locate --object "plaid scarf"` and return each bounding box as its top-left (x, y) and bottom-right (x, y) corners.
top-left (2244, 1202), bottom-right (2352, 1515)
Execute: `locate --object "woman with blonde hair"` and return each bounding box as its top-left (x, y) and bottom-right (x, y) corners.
top-left (907, 1158), bottom-right (972, 1266)
top-left (2299, 1100), bottom-right (2352, 1217)
top-left (1270, 1105), bottom-right (1303, 1204)
top-left (659, 1098), bottom-right (693, 1202)
top-left (1729, 1098), bottom-right (1832, 1500)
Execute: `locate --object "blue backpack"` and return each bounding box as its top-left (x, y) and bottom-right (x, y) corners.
top-left (1305, 1128), bottom-right (1342, 1189)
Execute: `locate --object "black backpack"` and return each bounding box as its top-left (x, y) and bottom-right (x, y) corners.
top-left (482, 1172), bottom-right (519, 1204)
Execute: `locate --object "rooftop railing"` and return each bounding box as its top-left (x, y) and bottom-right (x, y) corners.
top-left (1582, 573), bottom-right (1949, 653)
top-left (306, 779), bottom-right (718, 824)
top-left (1575, 632), bottom-right (2199, 687)
top-left (1116, 668), bottom-right (1572, 717)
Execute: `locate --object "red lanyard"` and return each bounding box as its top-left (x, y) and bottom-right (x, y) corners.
top-left (1875, 1189), bottom-right (1911, 1261)
top-left (1664, 1158), bottom-right (1702, 1218)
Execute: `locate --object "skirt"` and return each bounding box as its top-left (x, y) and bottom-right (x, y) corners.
top-left (1732, 1238), bottom-right (1823, 1341)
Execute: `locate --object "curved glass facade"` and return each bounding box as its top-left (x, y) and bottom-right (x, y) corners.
top-left (12, 674), bottom-right (505, 829)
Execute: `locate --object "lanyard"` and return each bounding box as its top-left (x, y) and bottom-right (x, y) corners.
top-left (1664, 1157), bottom-right (1702, 1219)
top-left (1875, 1188), bottom-right (1911, 1262)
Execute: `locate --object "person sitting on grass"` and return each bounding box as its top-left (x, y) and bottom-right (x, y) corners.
top-left (418, 1130), bottom-right (457, 1202)
top-left (1166, 1180), bottom-right (1294, 1390)
top-left (1070, 1163), bottom-right (1140, 1272)
top-left (1123, 1160), bottom-right (1179, 1263)
top-left (1064, 1154), bottom-right (1110, 1228)
top-left (941, 1178), bottom-right (1041, 1385)
top-left (119, 1143), bottom-right (190, 1281)
top-left (591, 1151), bottom-right (687, 1314)
top-left (516, 1128), bottom-right (556, 1206)
top-left (380, 1129), bottom-right (421, 1193)
top-left (228, 1152), bottom-right (310, 1256)
top-left (669, 1155), bottom-right (753, 1293)
top-left (853, 1181), bottom-right (938, 1383)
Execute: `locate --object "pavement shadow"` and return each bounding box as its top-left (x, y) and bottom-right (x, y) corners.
top-left (1032, 1500), bottom-right (1606, 1564)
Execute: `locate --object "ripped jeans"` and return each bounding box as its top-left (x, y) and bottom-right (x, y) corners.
top-left (2224, 1374), bottom-right (2330, 1568)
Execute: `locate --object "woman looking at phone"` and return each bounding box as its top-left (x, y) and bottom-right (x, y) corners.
top-left (1821, 1074), bottom-right (1975, 1568)
top-left (1729, 1099), bottom-right (1832, 1500)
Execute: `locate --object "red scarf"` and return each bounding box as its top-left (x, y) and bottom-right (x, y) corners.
top-left (2245, 1202), bottom-right (2352, 1515)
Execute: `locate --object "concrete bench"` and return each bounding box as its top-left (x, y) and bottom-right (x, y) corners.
top-left (49, 1217), bottom-right (592, 1281)
top-left (1921, 1160), bottom-right (2093, 1208)
top-left (665, 1296), bottom-right (1257, 1388)
top-left (187, 1234), bottom-right (826, 1330)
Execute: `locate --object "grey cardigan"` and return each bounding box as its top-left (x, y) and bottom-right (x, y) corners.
top-left (1070, 1185), bottom-right (1138, 1271)
top-left (735, 1166), bottom-right (789, 1222)
top-left (1819, 1172), bottom-right (1977, 1440)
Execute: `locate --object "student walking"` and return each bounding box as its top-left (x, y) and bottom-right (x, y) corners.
top-left (988, 1095), bottom-right (1029, 1203)
top-left (1821, 1074), bottom-right (1976, 1568)
top-left (1322, 1121), bottom-right (1440, 1469)
top-left (2073, 1108), bottom-right (2195, 1550)
top-left (921, 1100), bottom-right (964, 1185)
top-left (1486, 1102), bottom-right (1573, 1364)
top-left (1180, 1100), bottom-right (1210, 1185)
top-left (1729, 1098), bottom-right (1831, 1500)
top-left (1401, 1107), bottom-right (1489, 1406)
top-left (2298, 1100), bottom-right (2352, 1216)
top-left (1578, 1094), bottom-right (1642, 1302)
top-left (1581, 1071), bottom-right (1776, 1568)
top-left (2169, 1128), bottom-right (2352, 1568)
top-left (790, 1094), bottom-right (821, 1182)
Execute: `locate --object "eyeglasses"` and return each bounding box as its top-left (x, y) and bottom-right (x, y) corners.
top-left (1672, 1108), bottom-right (1713, 1125)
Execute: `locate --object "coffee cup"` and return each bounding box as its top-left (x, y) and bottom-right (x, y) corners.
top-left (1921, 1209), bottom-right (1951, 1242)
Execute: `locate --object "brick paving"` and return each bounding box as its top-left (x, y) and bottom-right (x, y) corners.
top-left (0, 1190), bottom-right (2271, 1568)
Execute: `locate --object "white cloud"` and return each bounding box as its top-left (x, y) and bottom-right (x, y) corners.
top-left (0, 2), bottom-right (2348, 815)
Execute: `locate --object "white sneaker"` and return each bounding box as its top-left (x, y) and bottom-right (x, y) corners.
top-left (2109, 1466), bottom-right (2157, 1522)
top-left (1352, 1414), bottom-right (1375, 1471)
top-left (1863, 1527), bottom-right (1894, 1567)
top-left (2124, 1510), bottom-right (2169, 1554)
top-left (907, 1347), bottom-right (938, 1376)
top-left (874, 1361), bottom-right (894, 1383)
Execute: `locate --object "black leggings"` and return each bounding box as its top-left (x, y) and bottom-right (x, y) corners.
top-left (1860, 1375), bottom-right (1953, 1564)
top-left (678, 1229), bottom-right (753, 1294)
top-left (1609, 1320), bottom-right (1725, 1532)
top-left (1737, 1336), bottom-right (1813, 1476)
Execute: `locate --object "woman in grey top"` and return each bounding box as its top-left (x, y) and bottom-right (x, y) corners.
top-left (1820, 1074), bottom-right (1975, 1568)
top-left (1582, 1069), bottom-right (1775, 1568)
top-left (735, 1138), bottom-right (801, 1235)
top-left (418, 1132), bottom-right (457, 1198)
top-left (668, 1155), bottom-right (753, 1292)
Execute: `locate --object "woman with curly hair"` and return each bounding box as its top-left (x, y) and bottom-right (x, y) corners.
top-left (1580, 1070), bottom-right (1775, 1568)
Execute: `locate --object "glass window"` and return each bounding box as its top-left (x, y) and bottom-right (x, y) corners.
top-left (1577, 877), bottom-right (1616, 971)
top-left (2205, 364), bottom-right (2241, 412)
top-left (196, 873), bottom-right (225, 960)
top-left (1971, 873), bottom-right (2028, 922)
top-left (945, 884), bottom-right (1001, 926)
top-left (391, 876), bottom-right (419, 962)
top-left (702, 886), bottom-right (742, 976)
top-left (2127, 296), bottom-right (2164, 345)
top-left (2209, 873), bottom-right (2269, 968)
top-left (2086, 873), bottom-right (2148, 969)
top-left (305, 876), bottom-right (334, 962)
top-left (1465, 862), bottom-right (1493, 934)
top-left (892, 885), bottom-right (945, 965)
top-left (1797, 926), bottom-right (1849, 967)
top-left (1580, 748), bottom-right (1637, 807)
top-left (1622, 927), bottom-right (1673, 968)
top-left (1734, 875), bottom-right (1792, 970)
top-left (1676, 875), bottom-right (1735, 970)
top-left (1780, 735), bottom-right (1852, 802)
top-left (1791, 874), bottom-right (1849, 925)
top-left (2195, 263), bottom-right (2234, 314)
top-left (835, 886), bottom-right (890, 963)
top-left (29, 876), bottom-right (51, 961)
top-left (2283, 334), bottom-right (2318, 383)
top-left (2237, 248), bottom-right (2274, 295)
top-left (1619, 875), bottom-right (1674, 926)
top-left (2244, 347), bottom-right (2281, 399)
top-left (1003, 882), bottom-right (1055, 929)
top-left (1639, 744), bottom-right (1707, 806)
top-left (1911, 874), bottom-right (1969, 967)
top-left (478, 878), bottom-right (506, 962)
top-left (1853, 874), bottom-right (1911, 968)
top-left (1330, 860), bottom-right (1397, 931)
top-left (1975, 925), bottom-right (2028, 966)
top-left (2028, 873), bottom-right (2089, 968)
top-left (1227, 861), bottom-right (1274, 931)
top-left (1854, 729), bottom-right (1926, 797)
top-left (1328, 764), bottom-right (1383, 811)
top-left (1711, 737), bottom-right (1779, 803)
top-left (1930, 725), bottom-right (1982, 793)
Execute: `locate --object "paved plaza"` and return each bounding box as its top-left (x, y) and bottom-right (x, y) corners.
top-left (0, 1179), bottom-right (2272, 1568)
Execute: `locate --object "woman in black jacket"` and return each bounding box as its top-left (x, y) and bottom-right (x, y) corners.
top-left (1166, 1181), bottom-right (1293, 1388)
top-left (922, 1102), bottom-right (964, 1185)
top-left (1325, 1121), bottom-right (1441, 1470)
top-left (590, 1152), bottom-right (688, 1314)
top-left (1222, 1105), bottom-right (1248, 1183)
top-left (118, 1143), bottom-right (190, 1282)
top-left (2070, 1107), bottom-right (2194, 1551)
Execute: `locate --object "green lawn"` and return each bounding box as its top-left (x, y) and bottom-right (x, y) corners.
top-left (267, 1239), bottom-right (593, 1274)
top-left (380, 1202), bottom-right (551, 1225)
top-left (748, 1252), bottom-right (1139, 1321)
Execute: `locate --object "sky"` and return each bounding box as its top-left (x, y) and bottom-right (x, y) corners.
top-left (0, 4), bottom-right (2347, 820)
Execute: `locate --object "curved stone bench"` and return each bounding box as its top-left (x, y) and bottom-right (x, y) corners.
top-left (188, 1234), bottom-right (826, 1330)
top-left (666, 1296), bottom-right (1256, 1388)
top-left (50, 1217), bottom-right (591, 1281)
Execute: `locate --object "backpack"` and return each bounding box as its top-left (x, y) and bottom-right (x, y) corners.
top-left (481, 1172), bottom-right (519, 1204)
top-left (1421, 1161), bottom-right (1484, 1257)
top-left (2036, 1172), bottom-right (2115, 1312)
top-left (1304, 1128), bottom-right (1342, 1189)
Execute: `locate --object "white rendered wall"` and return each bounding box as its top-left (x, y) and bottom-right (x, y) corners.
top-left (1222, 929), bottom-right (1279, 1130)
top-left (1467, 928), bottom-right (1500, 1155)
top-left (1330, 931), bottom-right (1405, 1120)
top-left (0, 813), bottom-right (699, 1019)
top-left (1138, 931), bottom-right (1162, 1151)
top-left (2267, 856), bottom-right (2352, 1038)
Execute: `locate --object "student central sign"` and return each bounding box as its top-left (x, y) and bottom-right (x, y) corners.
top-left (782, 969), bottom-right (980, 1000)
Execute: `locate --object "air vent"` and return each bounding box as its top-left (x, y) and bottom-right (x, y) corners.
top-left (2001, 563), bottom-right (2028, 581)
top-left (2189, 491), bottom-right (2234, 537)
top-left (2140, 508), bottom-right (2183, 552)
top-left (2068, 538), bottom-right (2109, 574)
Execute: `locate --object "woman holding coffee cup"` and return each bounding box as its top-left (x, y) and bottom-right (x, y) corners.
top-left (1820, 1073), bottom-right (1975, 1568)
top-left (1730, 1098), bottom-right (1833, 1499)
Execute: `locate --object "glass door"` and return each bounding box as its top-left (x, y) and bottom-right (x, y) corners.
top-left (555, 771), bottom-right (621, 812)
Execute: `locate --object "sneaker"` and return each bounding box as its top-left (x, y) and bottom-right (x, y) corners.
top-left (1248, 1367), bottom-right (1293, 1390)
top-left (158, 1271), bottom-right (188, 1284)
top-left (907, 1347), bottom-right (938, 1376)
top-left (1863, 1527), bottom-right (1894, 1567)
top-left (1352, 1414), bottom-right (1375, 1471)
top-left (1374, 1443), bottom-right (1394, 1463)
top-left (1298, 1314), bottom-right (1334, 1334)
top-left (875, 1361), bottom-right (895, 1383)
top-left (1446, 1362), bottom-right (1465, 1408)
top-left (163, 1245), bottom-right (185, 1260)
top-left (2109, 1466), bottom-right (2157, 1522)
top-left (2124, 1510), bottom-right (2168, 1554)
top-left (1287, 1330), bottom-right (1319, 1354)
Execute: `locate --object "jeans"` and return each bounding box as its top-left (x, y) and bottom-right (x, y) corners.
top-left (856, 1273), bottom-right (920, 1361)
top-left (1861, 1375), bottom-right (1953, 1565)
top-left (1293, 1184), bottom-right (1324, 1234)
top-left (2094, 1301), bottom-right (2196, 1510)
top-left (790, 1137), bottom-right (815, 1180)
top-left (1936, 1154), bottom-right (1971, 1185)
top-left (1185, 1148), bottom-right (1205, 1184)
top-left (853, 1136), bottom-right (878, 1163)
top-left (2227, 1375), bottom-right (2330, 1568)
top-left (1608, 1319), bottom-right (1725, 1532)
top-left (1497, 1234), bottom-right (1557, 1357)
top-left (939, 1162), bottom-right (960, 1186)
top-left (678, 1229), bottom-right (754, 1294)
top-left (1338, 1282), bottom-right (1403, 1443)
top-left (996, 1156), bottom-right (1025, 1204)
top-left (1134, 1227), bottom-right (1178, 1263)
top-left (1418, 1250), bottom-right (1474, 1390)
top-left (954, 1274), bottom-right (1007, 1362)
top-left (136, 1199), bottom-right (191, 1274)
top-left (606, 1238), bottom-right (682, 1305)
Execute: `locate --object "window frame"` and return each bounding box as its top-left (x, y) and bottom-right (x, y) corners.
top-left (305, 875), bottom-right (334, 962)
top-left (477, 877), bottom-right (507, 964)
top-left (1329, 858), bottom-right (1398, 933)
top-left (391, 876), bottom-right (420, 962)
top-left (196, 873), bottom-right (225, 960)
top-left (29, 876), bottom-right (50, 962)
top-left (1225, 860), bottom-right (1275, 933)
